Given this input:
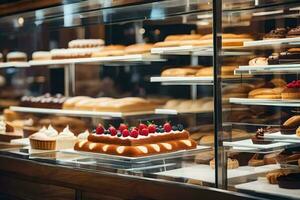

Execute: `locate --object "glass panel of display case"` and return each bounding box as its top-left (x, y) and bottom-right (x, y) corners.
top-left (0, 2), bottom-right (217, 190)
top-left (220, 1), bottom-right (300, 199)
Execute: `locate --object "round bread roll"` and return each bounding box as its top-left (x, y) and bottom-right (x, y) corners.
top-left (92, 45), bottom-right (125, 57)
top-left (124, 44), bottom-right (153, 54)
top-left (283, 115), bottom-right (300, 127)
top-left (163, 99), bottom-right (183, 109)
top-left (249, 57), bottom-right (268, 66)
top-left (161, 67), bottom-right (200, 77)
top-left (180, 38), bottom-right (253, 47)
top-left (165, 34), bottom-right (202, 41)
top-left (270, 78), bottom-right (287, 87)
top-left (32, 51), bottom-right (52, 60)
top-left (7, 51), bottom-right (27, 62)
top-left (196, 66), bottom-right (235, 76)
top-left (248, 87), bottom-right (284, 98)
top-left (153, 41), bottom-right (182, 48)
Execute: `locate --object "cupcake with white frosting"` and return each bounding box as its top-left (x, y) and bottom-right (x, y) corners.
top-left (78, 129), bottom-right (90, 141)
top-left (29, 126), bottom-right (58, 150)
top-left (56, 126), bottom-right (78, 150)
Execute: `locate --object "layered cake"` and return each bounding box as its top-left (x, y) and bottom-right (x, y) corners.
top-left (74, 122), bottom-right (197, 157)
top-left (68, 39), bottom-right (104, 48)
top-left (251, 128), bottom-right (273, 144)
top-left (268, 48), bottom-right (300, 64)
top-left (20, 93), bottom-right (67, 109)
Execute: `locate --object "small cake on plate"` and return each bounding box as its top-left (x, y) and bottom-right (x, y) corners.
top-left (29, 126), bottom-right (58, 150)
top-left (251, 128), bottom-right (272, 144)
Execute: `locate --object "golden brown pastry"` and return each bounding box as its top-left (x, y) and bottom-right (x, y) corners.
top-left (248, 154), bottom-right (265, 167)
top-left (200, 33), bottom-right (253, 40)
top-left (248, 57), bottom-right (268, 66)
top-left (283, 115), bottom-right (300, 127)
top-left (296, 127), bottom-right (300, 137)
top-left (266, 170), bottom-right (286, 184)
top-left (161, 67), bottom-right (200, 77)
top-left (195, 66), bottom-right (236, 76)
top-left (94, 97), bottom-right (156, 112)
top-left (195, 150), bottom-right (214, 164)
top-left (165, 34), bottom-right (202, 41)
top-left (248, 87), bottom-right (284, 99)
top-left (124, 44), bottom-right (153, 54)
top-left (92, 45), bottom-right (125, 57)
top-left (63, 96), bottom-right (91, 110)
top-left (270, 78), bottom-right (287, 87)
top-left (210, 158), bottom-right (239, 169)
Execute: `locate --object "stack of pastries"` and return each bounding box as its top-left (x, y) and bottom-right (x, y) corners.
top-left (161, 66), bottom-right (236, 77)
top-left (162, 98), bottom-right (213, 112)
top-left (248, 79), bottom-right (300, 100)
top-left (63, 96), bottom-right (157, 113)
top-left (154, 33), bottom-right (253, 48)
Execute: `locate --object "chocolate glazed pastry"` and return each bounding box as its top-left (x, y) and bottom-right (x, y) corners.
top-left (287, 26), bottom-right (300, 38)
top-left (263, 28), bottom-right (288, 39)
top-left (277, 173), bottom-right (300, 189)
top-left (269, 49), bottom-right (300, 64)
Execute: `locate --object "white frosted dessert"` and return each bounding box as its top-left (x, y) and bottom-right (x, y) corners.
top-left (29, 126), bottom-right (58, 150)
top-left (0, 117), bottom-right (6, 134)
top-left (78, 130), bottom-right (90, 141)
top-left (56, 126), bottom-right (78, 150)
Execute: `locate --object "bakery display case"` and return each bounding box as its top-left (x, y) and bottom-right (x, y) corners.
top-left (1, 0), bottom-right (300, 200)
top-left (218, 0), bottom-right (300, 199)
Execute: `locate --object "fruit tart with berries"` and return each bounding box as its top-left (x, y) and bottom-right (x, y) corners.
top-left (282, 80), bottom-right (300, 100)
top-left (74, 122), bottom-right (197, 157)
